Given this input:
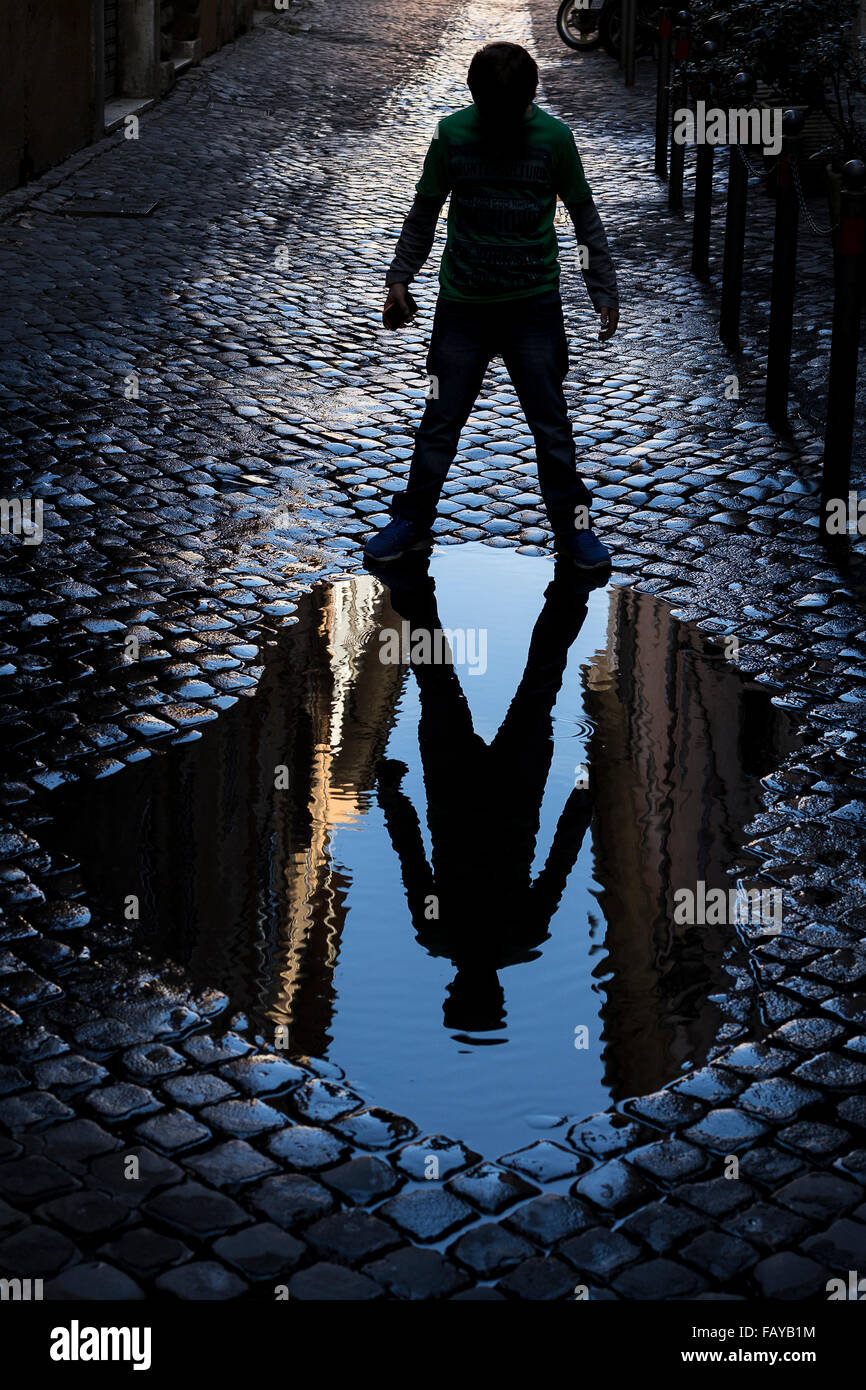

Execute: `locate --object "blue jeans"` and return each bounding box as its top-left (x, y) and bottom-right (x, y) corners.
top-left (390, 289), bottom-right (591, 537)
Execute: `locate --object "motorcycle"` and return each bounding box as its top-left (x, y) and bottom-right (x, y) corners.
top-left (556, 0), bottom-right (659, 61)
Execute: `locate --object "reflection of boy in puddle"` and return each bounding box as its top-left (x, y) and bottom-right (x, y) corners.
top-left (369, 553), bottom-right (602, 1037)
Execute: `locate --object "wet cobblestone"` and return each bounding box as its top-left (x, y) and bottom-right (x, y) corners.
top-left (0, 0), bottom-right (865, 1300)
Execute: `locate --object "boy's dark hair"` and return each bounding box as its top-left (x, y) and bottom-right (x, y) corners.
top-left (467, 42), bottom-right (539, 128)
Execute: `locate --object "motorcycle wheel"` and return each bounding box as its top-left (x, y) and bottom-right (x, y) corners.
top-left (556, 0), bottom-right (605, 51)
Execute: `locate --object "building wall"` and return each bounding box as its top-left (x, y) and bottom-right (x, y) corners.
top-left (0, 0), bottom-right (256, 195)
top-left (197, 0), bottom-right (255, 55)
top-left (0, 0), bottom-right (102, 194)
top-left (118, 0), bottom-right (160, 98)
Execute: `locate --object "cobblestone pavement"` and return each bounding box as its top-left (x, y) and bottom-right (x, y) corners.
top-left (1, 0), bottom-right (866, 1300)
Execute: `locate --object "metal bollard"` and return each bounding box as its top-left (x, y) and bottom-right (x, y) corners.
top-left (668, 11), bottom-right (690, 213)
top-left (690, 41), bottom-right (717, 278)
top-left (821, 159), bottom-right (866, 537)
top-left (655, 7), bottom-right (673, 179)
top-left (622, 0), bottom-right (637, 87)
top-left (765, 109), bottom-right (805, 427)
top-left (719, 72), bottom-right (753, 350)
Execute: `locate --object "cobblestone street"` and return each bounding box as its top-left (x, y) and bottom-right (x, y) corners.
top-left (2, 0), bottom-right (866, 1302)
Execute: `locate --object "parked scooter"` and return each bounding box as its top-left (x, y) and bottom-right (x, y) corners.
top-left (557, 0), bottom-right (659, 60)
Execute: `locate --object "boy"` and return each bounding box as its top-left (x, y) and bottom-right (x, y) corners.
top-left (365, 41), bottom-right (619, 570)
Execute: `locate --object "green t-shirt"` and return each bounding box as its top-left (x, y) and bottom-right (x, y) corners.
top-left (415, 103), bottom-right (593, 303)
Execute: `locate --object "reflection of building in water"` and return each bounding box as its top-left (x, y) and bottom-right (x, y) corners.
top-left (271, 577), bottom-right (405, 1053)
top-left (584, 587), bottom-right (795, 1101)
top-left (49, 575), bottom-right (404, 1057)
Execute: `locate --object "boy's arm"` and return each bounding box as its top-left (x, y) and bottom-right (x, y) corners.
top-left (556, 129), bottom-right (619, 322)
top-left (385, 129), bottom-right (451, 290)
top-left (566, 197), bottom-right (619, 312)
top-left (386, 193), bottom-right (447, 288)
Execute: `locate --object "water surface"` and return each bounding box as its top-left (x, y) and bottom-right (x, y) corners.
top-left (50, 543), bottom-right (795, 1157)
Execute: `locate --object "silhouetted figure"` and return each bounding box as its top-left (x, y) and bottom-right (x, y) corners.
top-left (367, 41), bottom-right (618, 572)
top-left (369, 553), bottom-right (602, 1034)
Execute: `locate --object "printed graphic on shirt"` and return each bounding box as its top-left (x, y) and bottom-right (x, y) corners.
top-left (447, 141), bottom-right (556, 294)
top-left (413, 104), bottom-right (592, 303)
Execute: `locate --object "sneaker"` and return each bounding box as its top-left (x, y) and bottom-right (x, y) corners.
top-left (556, 528), bottom-right (612, 572)
top-left (364, 517), bottom-right (432, 562)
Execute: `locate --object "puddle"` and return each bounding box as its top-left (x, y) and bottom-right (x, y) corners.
top-left (48, 543), bottom-right (797, 1158)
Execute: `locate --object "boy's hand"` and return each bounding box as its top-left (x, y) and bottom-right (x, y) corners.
top-left (598, 305), bottom-right (619, 341)
top-left (383, 284), bottom-right (418, 329)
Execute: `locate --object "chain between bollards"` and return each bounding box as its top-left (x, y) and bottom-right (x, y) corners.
top-left (821, 159), bottom-right (866, 538)
top-left (765, 109), bottom-right (804, 427)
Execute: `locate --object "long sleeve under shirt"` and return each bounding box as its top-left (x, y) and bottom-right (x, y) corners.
top-left (386, 103), bottom-right (618, 309)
